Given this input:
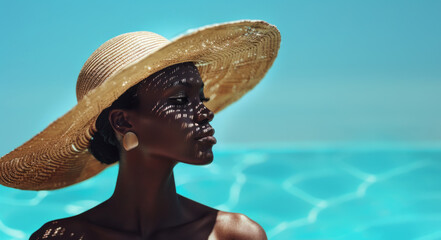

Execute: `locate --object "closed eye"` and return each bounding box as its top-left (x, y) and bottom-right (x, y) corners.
top-left (169, 86), bottom-right (209, 105)
top-left (169, 96), bottom-right (189, 105)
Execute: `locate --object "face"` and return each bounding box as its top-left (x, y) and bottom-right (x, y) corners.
top-left (127, 62), bottom-right (216, 165)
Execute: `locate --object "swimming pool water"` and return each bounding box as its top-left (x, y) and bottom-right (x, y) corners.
top-left (1, 146), bottom-right (441, 239)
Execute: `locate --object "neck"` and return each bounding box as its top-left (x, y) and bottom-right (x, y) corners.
top-left (105, 150), bottom-right (186, 237)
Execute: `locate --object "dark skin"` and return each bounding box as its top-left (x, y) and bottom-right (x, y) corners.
top-left (30, 63), bottom-right (267, 240)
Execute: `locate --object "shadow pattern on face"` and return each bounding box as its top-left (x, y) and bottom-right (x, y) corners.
top-left (130, 62), bottom-right (216, 165)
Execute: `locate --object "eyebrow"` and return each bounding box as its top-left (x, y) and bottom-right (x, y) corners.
top-left (167, 79), bottom-right (204, 90)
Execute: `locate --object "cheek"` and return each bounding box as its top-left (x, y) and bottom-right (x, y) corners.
top-left (137, 105), bottom-right (196, 151)
top-left (154, 103), bottom-right (196, 138)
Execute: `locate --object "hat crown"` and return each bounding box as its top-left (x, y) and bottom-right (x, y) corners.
top-left (76, 31), bottom-right (170, 101)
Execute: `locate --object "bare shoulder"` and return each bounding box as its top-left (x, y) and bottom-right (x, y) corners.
top-left (212, 211), bottom-right (267, 240)
top-left (29, 217), bottom-right (85, 240)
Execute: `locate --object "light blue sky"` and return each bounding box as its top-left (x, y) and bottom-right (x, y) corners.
top-left (1, 0), bottom-right (441, 156)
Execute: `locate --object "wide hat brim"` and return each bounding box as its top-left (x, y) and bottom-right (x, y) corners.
top-left (0, 20), bottom-right (281, 190)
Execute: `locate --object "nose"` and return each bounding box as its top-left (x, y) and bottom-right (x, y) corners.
top-left (196, 105), bottom-right (214, 124)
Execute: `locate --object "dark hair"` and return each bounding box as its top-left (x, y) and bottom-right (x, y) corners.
top-left (89, 83), bottom-right (141, 164)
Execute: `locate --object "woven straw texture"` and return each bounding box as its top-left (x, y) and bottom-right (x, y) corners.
top-left (0, 20), bottom-right (281, 190)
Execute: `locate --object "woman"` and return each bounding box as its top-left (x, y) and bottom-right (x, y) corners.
top-left (0, 20), bottom-right (280, 239)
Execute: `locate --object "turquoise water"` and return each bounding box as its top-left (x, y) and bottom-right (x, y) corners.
top-left (1, 146), bottom-right (441, 240)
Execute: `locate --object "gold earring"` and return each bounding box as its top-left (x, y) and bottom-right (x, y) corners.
top-left (123, 132), bottom-right (138, 151)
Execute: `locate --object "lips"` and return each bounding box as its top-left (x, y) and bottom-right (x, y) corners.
top-left (195, 127), bottom-right (216, 144)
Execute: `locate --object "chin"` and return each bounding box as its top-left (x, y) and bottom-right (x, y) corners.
top-left (198, 154), bottom-right (214, 166)
top-left (183, 150), bottom-right (214, 166)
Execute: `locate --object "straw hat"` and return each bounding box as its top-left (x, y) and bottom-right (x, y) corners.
top-left (0, 20), bottom-right (281, 190)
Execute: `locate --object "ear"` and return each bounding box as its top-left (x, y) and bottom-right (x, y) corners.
top-left (108, 109), bottom-right (134, 140)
